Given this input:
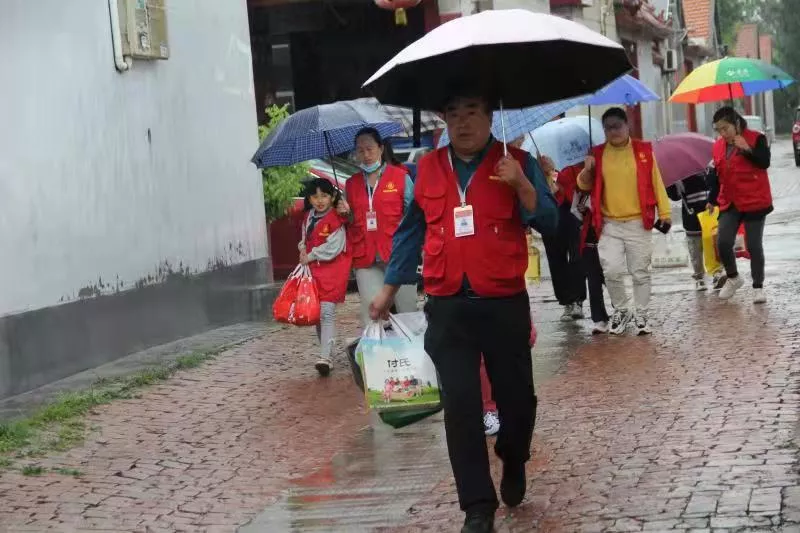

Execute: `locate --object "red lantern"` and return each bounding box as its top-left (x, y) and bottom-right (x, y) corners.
top-left (374, 0), bottom-right (422, 26)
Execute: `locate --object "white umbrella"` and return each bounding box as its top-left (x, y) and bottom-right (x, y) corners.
top-left (363, 9), bottom-right (630, 112)
top-left (521, 116), bottom-right (605, 171)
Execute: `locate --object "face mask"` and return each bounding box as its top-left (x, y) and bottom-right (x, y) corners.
top-left (360, 161), bottom-right (382, 174)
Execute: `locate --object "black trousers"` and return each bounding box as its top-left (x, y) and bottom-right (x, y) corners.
top-left (582, 243), bottom-right (609, 323)
top-left (424, 291), bottom-right (536, 514)
top-left (542, 203), bottom-right (586, 306)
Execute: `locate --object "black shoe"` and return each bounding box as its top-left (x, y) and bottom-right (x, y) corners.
top-left (500, 462), bottom-right (526, 507)
top-left (461, 512), bottom-right (495, 533)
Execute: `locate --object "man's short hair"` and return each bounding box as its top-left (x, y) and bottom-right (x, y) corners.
top-left (601, 107), bottom-right (628, 124)
top-left (440, 81), bottom-right (493, 116)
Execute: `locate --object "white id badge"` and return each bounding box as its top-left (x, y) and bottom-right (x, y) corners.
top-left (453, 205), bottom-right (475, 238)
top-left (366, 211), bottom-right (378, 231)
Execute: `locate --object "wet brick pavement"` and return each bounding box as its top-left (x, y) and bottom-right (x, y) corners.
top-left (2, 140), bottom-right (800, 532)
top-left (4, 279), bottom-right (800, 533)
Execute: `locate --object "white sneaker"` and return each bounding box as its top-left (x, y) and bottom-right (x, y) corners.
top-left (608, 309), bottom-right (632, 336)
top-left (695, 279), bottom-right (708, 291)
top-left (315, 358), bottom-right (332, 376)
top-left (592, 321), bottom-right (609, 335)
top-left (753, 288), bottom-right (767, 304)
top-left (560, 304), bottom-right (574, 322)
top-left (483, 411), bottom-right (500, 436)
top-left (571, 302), bottom-right (585, 320)
top-left (634, 313), bottom-right (652, 336)
top-left (719, 276), bottom-right (744, 300)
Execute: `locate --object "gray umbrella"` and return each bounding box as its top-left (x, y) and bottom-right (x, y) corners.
top-left (357, 98), bottom-right (445, 137)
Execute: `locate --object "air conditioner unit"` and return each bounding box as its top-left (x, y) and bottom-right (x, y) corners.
top-left (119, 0), bottom-right (169, 60)
top-left (581, 0), bottom-right (594, 5)
top-left (664, 49), bottom-right (678, 72)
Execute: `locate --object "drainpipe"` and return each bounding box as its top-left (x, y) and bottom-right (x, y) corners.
top-left (108, 0), bottom-right (132, 72)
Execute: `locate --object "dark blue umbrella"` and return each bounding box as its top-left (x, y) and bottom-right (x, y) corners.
top-left (251, 100), bottom-right (404, 169)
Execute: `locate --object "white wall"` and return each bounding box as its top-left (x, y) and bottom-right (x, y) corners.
top-left (554, 2), bottom-right (618, 123)
top-left (0, 0), bottom-right (267, 317)
top-left (764, 91), bottom-right (776, 139)
top-left (635, 37), bottom-right (664, 140)
top-left (491, 0), bottom-right (550, 12)
top-left (582, 1), bottom-right (619, 42)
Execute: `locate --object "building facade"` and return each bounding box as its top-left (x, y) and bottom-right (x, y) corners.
top-left (0, 0), bottom-right (269, 400)
top-left (674, 0), bottom-right (722, 136)
top-left (248, 0), bottom-right (550, 117)
top-left (735, 23), bottom-right (776, 138)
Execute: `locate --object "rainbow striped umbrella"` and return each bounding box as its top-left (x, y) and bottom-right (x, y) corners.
top-left (670, 57), bottom-right (794, 104)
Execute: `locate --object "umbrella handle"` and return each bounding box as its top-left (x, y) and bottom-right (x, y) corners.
top-left (528, 132), bottom-right (541, 159)
top-left (499, 100), bottom-right (508, 157)
top-left (324, 131), bottom-right (340, 184)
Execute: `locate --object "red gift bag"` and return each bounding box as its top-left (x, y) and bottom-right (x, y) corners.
top-left (272, 265), bottom-right (303, 324)
top-left (734, 225), bottom-right (750, 260)
top-left (713, 224), bottom-right (750, 262)
top-left (292, 267), bottom-right (320, 326)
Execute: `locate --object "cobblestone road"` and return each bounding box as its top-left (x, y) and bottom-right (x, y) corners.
top-left (2, 140), bottom-right (800, 533)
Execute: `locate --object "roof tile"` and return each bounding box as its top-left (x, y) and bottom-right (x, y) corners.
top-left (682, 0), bottom-right (712, 42)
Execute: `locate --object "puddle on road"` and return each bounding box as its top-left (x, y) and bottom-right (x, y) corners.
top-left (238, 296), bottom-right (588, 533)
top-left (239, 415), bottom-right (451, 532)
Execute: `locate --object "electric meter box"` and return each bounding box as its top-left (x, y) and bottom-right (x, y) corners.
top-left (118, 0), bottom-right (169, 60)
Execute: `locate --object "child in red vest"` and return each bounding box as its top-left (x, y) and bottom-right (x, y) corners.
top-left (481, 320), bottom-right (538, 435)
top-left (299, 178), bottom-right (352, 376)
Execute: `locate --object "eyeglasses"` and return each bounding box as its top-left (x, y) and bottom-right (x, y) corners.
top-left (603, 122), bottom-right (627, 132)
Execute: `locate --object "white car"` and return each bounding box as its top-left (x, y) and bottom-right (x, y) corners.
top-left (741, 115), bottom-right (773, 145)
top-left (394, 147), bottom-right (433, 165)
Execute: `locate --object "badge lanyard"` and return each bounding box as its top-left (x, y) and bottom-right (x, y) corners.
top-left (447, 151), bottom-right (476, 238)
top-left (365, 165), bottom-right (385, 232)
top-left (447, 151), bottom-right (475, 207)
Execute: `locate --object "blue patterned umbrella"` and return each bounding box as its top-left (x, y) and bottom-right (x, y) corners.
top-left (436, 96), bottom-right (586, 148)
top-left (251, 100), bottom-right (404, 169)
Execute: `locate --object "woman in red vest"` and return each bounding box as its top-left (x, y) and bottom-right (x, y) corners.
top-left (342, 128), bottom-right (418, 326)
top-left (299, 178), bottom-right (352, 376)
top-left (710, 106), bottom-right (772, 304)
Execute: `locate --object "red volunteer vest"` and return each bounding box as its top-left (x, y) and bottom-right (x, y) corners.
top-left (712, 129), bottom-right (772, 213)
top-left (555, 162), bottom-right (583, 206)
top-left (588, 139), bottom-right (658, 241)
top-left (345, 164), bottom-right (407, 269)
top-left (415, 142), bottom-right (528, 298)
top-left (304, 210), bottom-right (351, 303)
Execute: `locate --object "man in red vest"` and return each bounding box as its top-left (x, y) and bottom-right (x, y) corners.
top-left (369, 88), bottom-right (559, 533)
top-left (577, 107), bottom-right (671, 336)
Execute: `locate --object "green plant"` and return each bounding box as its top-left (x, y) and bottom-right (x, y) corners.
top-left (22, 465), bottom-right (44, 476)
top-left (55, 467), bottom-right (83, 477)
top-left (0, 349), bottom-right (222, 458)
top-left (259, 105), bottom-right (308, 223)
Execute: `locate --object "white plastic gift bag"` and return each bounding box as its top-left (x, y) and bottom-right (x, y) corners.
top-left (354, 312), bottom-right (440, 413)
top-left (651, 233), bottom-right (688, 268)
